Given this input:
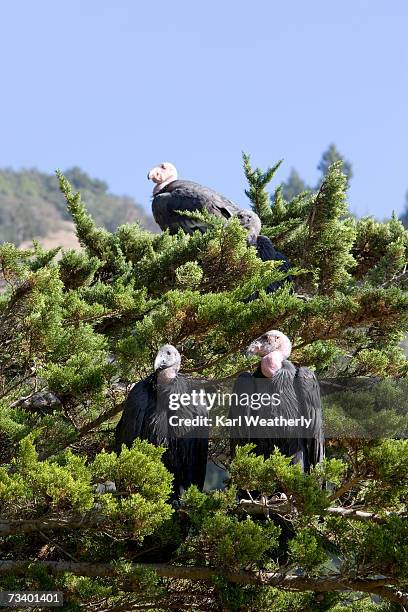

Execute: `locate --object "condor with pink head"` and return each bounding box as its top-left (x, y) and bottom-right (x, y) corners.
top-left (230, 330), bottom-right (325, 472)
top-left (147, 162), bottom-right (293, 295)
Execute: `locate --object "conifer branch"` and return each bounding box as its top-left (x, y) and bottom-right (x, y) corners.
top-left (0, 502), bottom-right (403, 539)
top-left (328, 475), bottom-right (364, 502)
top-left (39, 401), bottom-right (125, 460)
top-left (237, 498), bottom-right (405, 524)
top-left (380, 267), bottom-right (408, 288)
top-left (0, 560), bottom-right (406, 605)
top-left (242, 152), bottom-right (282, 223)
top-left (0, 515), bottom-right (106, 537)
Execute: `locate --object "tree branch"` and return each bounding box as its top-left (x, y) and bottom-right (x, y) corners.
top-left (39, 401), bottom-right (125, 460)
top-left (76, 402), bottom-right (125, 439)
top-left (380, 267), bottom-right (408, 288)
top-left (1, 500), bottom-right (404, 539)
top-left (0, 560), bottom-right (407, 605)
top-left (329, 475), bottom-right (363, 502)
top-left (0, 514), bottom-right (106, 537)
top-left (238, 498), bottom-right (406, 523)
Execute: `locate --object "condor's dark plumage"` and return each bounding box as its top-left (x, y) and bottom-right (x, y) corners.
top-left (115, 346), bottom-right (208, 497)
top-left (148, 163), bottom-right (293, 293)
top-left (230, 331), bottom-right (325, 472)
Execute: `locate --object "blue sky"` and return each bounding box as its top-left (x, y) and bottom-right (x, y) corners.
top-left (1, 0), bottom-right (407, 219)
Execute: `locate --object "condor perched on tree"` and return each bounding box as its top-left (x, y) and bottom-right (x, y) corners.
top-left (115, 344), bottom-right (209, 497)
top-left (230, 330), bottom-right (325, 472)
top-left (148, 162), bottom-right (292, 294)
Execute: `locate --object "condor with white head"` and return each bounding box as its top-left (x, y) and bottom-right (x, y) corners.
top-left (154, 344), bottom-right (181, 382)
top-left (115, 344), bottom-right (208, 498)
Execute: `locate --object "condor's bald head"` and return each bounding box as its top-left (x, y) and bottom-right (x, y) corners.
top-left (154, 344), bottom-right (181, 383)
top-left (148, 162), bottom-right (178, 194)
top-left (246, 330), bottom-right (292, 378)
top-left (246, 330), bottom-right (292, 359)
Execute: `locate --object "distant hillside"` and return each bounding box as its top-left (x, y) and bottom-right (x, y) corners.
top-left (0, 166), bottom-right (158, 246)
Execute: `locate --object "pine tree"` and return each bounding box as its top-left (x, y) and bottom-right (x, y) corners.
top-left (317, 143), bottom-right (353, 184)
top-left (281, 168), bottom-right (309, 201)
top-left (281, 144), bottom-right (353, 202)
top-left (0, 154), bottom-right (408, 610)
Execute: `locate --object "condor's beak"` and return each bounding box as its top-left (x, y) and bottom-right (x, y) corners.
top-left (245, 340), bottom-right (262, 357)
top-left (154, 355), bottom-right (166, 371)
top-left (147, 170), bottom-right (152, 180)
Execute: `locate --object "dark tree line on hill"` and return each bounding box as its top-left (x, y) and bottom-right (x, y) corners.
top-left (0, 166), bottom-right (158, 245)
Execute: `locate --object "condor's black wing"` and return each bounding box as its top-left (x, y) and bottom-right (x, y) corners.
top-left (114, 374), bottom-right (156, 453)
top-left (228, 371), bottom-right (257, 458)
top-left (293, 366), bottom-right (325, 471)
top-left (152, 179), bottom-right (240, 234)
